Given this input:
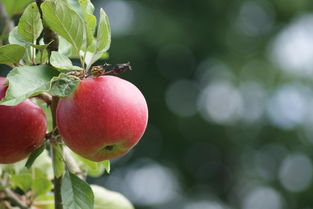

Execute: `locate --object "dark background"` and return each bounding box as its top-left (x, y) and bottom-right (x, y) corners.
top-left (3, 0), bottom-right (313, 209)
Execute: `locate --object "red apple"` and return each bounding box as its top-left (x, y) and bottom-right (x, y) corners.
top-left (56, 76), bottom-right (148, 161)
top-left (0, 77), bottom-right (47, 164)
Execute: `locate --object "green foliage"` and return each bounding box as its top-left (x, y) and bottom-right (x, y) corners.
top-left (0, 65), bottom-right (59, 105)
top-left (8, 27), bottom-right (30, 47)
top-left (85, 8), bottom-right (111, 67)
top-left (50, 51), bottom-right (82, 71)
top-left (0, 0), bottom-right (125, 208)
top-left (0, 44), bottom-right (25, 66)
top-left (79, 0), bottom-right (96, 46)
top-left (92, 185), bottom-right (134, 209)
top-left (61, 171), bottom-right (94, 209)
top-left (18, 3), bottom-right (43, 43)
top-left (10, 173), bottom-right (32, 192)
top-left (25, 143), bottom-right (47, 169)
top-left (41, 0), bottom-right (85, 55)
top-left (49, 73), bottom-right (80, 97)
top-left (72, 151), bottom-right (110, 177)
top-left (1, 0), bottom-right (33, 17)
top-left (32, 177), bottom-right (53, 197)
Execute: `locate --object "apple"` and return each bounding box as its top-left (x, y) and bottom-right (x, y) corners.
top-left (0, 77), bottom-right (47, 164)
top-left (56, 76), bottom-right (148, 161)
top-left (91, 185), bottom-right (134, 209)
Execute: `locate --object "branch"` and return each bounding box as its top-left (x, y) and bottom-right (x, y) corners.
top-left (36, 1), bottom-right (63, 209)
top-left (33, 92), bottom-right (52, 105)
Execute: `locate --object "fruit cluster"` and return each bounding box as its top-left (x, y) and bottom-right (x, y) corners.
top-left (0, 76), bottom-right (148, 164)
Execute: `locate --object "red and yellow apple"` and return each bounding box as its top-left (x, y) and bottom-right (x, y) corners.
top-left (0, 77), bottom-right (47, 164)
top-left (56, 76), bottom-right (148, 161)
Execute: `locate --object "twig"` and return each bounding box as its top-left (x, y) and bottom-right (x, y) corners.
top-left (33, 92), bottom-right (52, 105)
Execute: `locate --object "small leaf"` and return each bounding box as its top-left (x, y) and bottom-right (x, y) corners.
top-left (32, 41), bottom-right (53, 50)
top-left (58, 37), bottom-right (73, 57)
top-left (1, 0), bottom-right (33, 17)
top-left (86, 9), bottom-right (111, 66)
top-left (79, 0), bottom-right (96, 46)
top-left (0, 44), bottom-right (25, 65)
top-left (72, 152), bottom-right (104, 177)
top-left (97, 9), bottom-right (111, 52)
top-left (41, 0), bottom-right (86, 54)
top-left (10, 173), bottom-right (32, 192)
top-left (32, 150), bottom-right (54, 179)
top-left (9, 27), bottom-right (31, 47)
top-left (102, 160), bottom-right (110, 174)
top-left (18, 3), bottom-right (43, 43)
top-left (36, 99), bottom-right (53, 132)
top-left (50, 51), bottom-right (82, 71)
top-left (49, 74), bottom-right (80, 97)
top-left (61, 171), bottom-right (94, 209)
top-left (0, 65), bottom-right (59, 106)
top-left (25, 143), bottom-right (46, 169)
top-left (32, 177), bottom-right (53, 197)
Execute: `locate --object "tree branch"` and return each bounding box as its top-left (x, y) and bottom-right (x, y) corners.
top-left (36, 1), bottom-right (63, 209)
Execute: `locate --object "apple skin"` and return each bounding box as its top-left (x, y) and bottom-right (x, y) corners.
top-left (0, 77), bottom-right (47, 164)
top-left (56, 75), bottom-right (148, 161)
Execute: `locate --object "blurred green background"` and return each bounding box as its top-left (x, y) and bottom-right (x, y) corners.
top-left (3, 0), bottom-right (313, 208)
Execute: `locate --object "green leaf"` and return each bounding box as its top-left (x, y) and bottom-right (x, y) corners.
top-left (50, 51), bottom-right (82, 71)
top-left (91, 185), bottom-right (134, 209)
top-left (32, 177), bottom-right (53, 197)
top-left (25, 144), bottom-right (46, 169)
top-left (86, 9), bottom-right (111, 66)
top-left (1, 0), bottom-right (33, 17)
top-left (61, 171), bottom-right (94, 209)
top-left (79, 0), bottom-right (96, 46)
top-left (9, 27), bottom-right (31, 47)
top-left (97, 9), bottom-right (111, 52)
top-left (10, 173), bottom-right (32, 192)
top-left (72, 153), bottom-right (104, 177)
top-left (58, 37), bottom-right (73, 57)
top-left (0, 44), bottom-right (25, 65)
top-left (35, 99), bottom-right (53, 132)
top-left (32, 41), bottom-right (53, 50)
top-left (102, 160), bottom-right (110, 174)
top-left (32, 150), bottom-right (53, 179)
top-left (18, 3), bottom-right (43, 43)
top-left (41, 0), bottom-right (86, 54)
top-left (49, 73), bottom-right (80, 97)
top-left (0, 65), bottom-right (59, 106)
